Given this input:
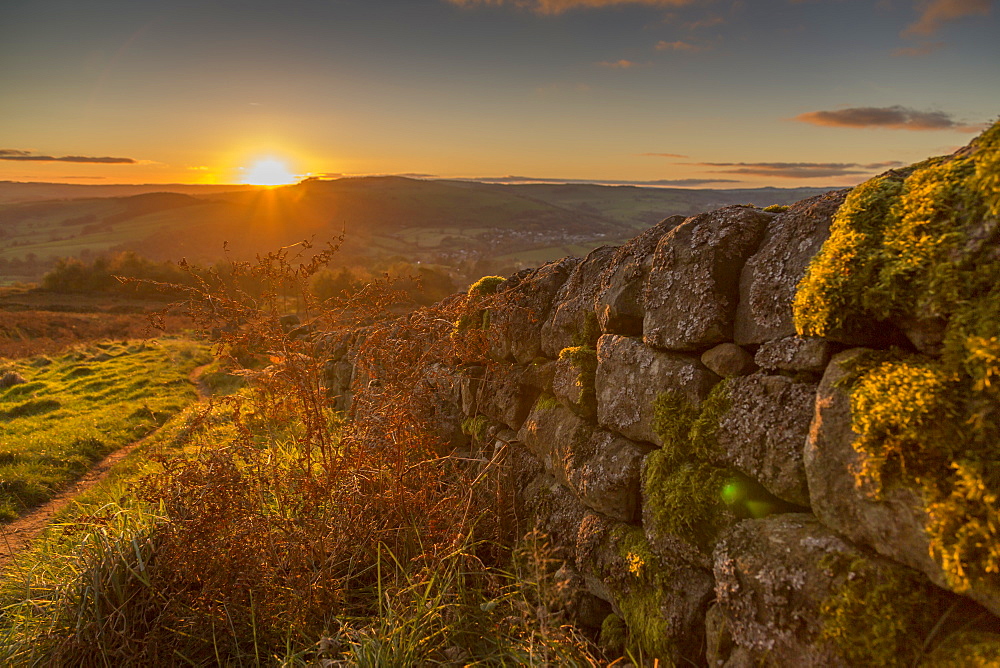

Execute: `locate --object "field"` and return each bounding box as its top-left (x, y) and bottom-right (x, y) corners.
top-left (0, 337), bottom-right (211, 521)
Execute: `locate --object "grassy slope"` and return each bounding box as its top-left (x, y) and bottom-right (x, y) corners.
top-left (0, 338), bottom-right (211, 520)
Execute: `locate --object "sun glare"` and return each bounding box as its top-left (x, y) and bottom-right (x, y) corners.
top-left (243, 158), bottom-right (298, 186)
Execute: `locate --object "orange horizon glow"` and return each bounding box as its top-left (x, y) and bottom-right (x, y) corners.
top-left (241, 158), bottom-right (300, 186)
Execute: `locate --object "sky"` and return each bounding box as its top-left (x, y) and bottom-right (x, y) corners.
top-left (1, 0), bottom-right (997, 188)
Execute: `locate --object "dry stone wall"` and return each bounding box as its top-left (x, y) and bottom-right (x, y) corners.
top-left (324, 126), bottom-right (1000, 665)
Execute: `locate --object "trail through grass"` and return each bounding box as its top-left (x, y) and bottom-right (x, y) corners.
top-left (0, 338), bottom-right (211, 521)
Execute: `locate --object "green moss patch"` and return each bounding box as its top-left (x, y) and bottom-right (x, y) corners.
top-left (572, 311), bottom-right (601, 349)
top-left (611, 526), bottom-right (679, 661)
top-left (558, 345), bottom-right (597, 410)
top-left (924, 630), bottom-right (1000, 667)
top-left (651, 391), bottom-right (700, 461)
top-left (819, 555), bottom-right (947, 667)
top-left (467, 275), bottom-right (505, 297)
top-left (643, 453), bottom-right (734, 551)
top-left (460, 415), bottom-right (490, 442)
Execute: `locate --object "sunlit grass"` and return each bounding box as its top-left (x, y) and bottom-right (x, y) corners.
top-left (0, 338), bottom-right (211, 521)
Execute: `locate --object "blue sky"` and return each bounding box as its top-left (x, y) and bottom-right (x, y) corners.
top-left (1, 0), bottom-right (997, 186)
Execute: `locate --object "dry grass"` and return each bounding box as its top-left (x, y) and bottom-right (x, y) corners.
top-left (0, 242), bottom-right (606, 665)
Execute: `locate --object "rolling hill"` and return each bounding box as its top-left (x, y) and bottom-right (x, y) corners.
top-left (0, 177), bottom-right (831, 282)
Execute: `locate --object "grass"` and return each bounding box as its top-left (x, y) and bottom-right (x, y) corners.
top-left (0, 248), bottom-right (608, 665)
top-left (0, 337), bottom-right (211, 521)
top-left (0, 397), bottom-right (603, 665)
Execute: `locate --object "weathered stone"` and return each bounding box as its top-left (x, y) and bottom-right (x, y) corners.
top-left (714, 514), bottom-right (975, 668)
top-left (548, 564), bottom-right (614, 630)
top-left (318, 328), bottom-right (354, 361)
top-left (577, 513), bottom-right (714, 665)
top-left (805, 349), bottom-right (1000, 616)
top-left (733, 190), bottom-right (846, 345)
top-left (522, 358), bottom-right (556, 393)
top-left (705, 602), bottom-right (742, 668)
top-left (518, 402), bottom-right (650, 522)
top-left (712, 373), bottom-right (815, 507)
top-left (596, 334), bottom-right (719, 446)
top-left (701, 343), bottom-right (755, 378)
top-left (644, 206), bottom-right (772, 351)
top-left (895, 312), bottom-right (948, 356)
top-left (458, 366), bottom-right (485, 415)
top-left (754, 336), bottom-right (832, 373)
top-left (541, 246), bottom-right (617, 357)
top-left (594, 215), bottom-right (685, 336)
top-left (552, 347), bottom-right (597, 419)
top-left (520, 474), bottom-right (588, 554)
top-left (477, 364), bottom-right (542, 431)
top-left (490, 257), bottom-right (580, 363)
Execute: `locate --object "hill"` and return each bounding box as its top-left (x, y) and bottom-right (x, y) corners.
top-left (0, 177), bottom-right (830, 282)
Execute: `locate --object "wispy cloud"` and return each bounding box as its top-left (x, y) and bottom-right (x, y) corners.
top-left (467, 175), bottom-right (740, 186)
top-left (639, 152), bottom-right (689, 158)
top-left (598, 59), bottom-right (646, 68)
top-left (447, 0), bottom-right (694, 14)
top-left (655, 39), bottom-right (706, 51)
top-left (892, 41), bottom-right (946, 56)
top-left (693, 160), bottom-right (905, 179)
top-left (0, 149), bottom-right (136, 164)
top-left (794, 106), bottom-right (983, 132)
top-left (683, 14), bottom-right (725, 30)
top-left (903, 0), bottom-right (992, 36)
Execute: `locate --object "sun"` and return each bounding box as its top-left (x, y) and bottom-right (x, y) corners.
top-left (242, 158), bottom-right (298, 186)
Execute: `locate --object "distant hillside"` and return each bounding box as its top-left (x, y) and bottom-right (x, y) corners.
top-left (0, 181), bottom-right (258, 204)
top-left (0, 176), bottom-right (830, 282)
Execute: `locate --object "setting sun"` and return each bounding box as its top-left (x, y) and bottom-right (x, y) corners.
top-left (243, 158), bottom-right (298, 186)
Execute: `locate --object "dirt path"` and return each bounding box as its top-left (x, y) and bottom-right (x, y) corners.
top-left (0, 363), bottom-right (212, 573)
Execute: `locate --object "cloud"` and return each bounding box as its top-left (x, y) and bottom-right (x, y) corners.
top-left (467, 175), bottom-right (740, 186)
top-left (891, 41), bottom-right (946, 56)
top-left (655, 39), bottom-right (705, 51)
top-left (903, 0), bottom-right (992, 36)
top-left (598, 59), bottom-right (644, 68)
top-left (794, 106), bottom-right (983, 131)
top-left (0, 149), bottom-right (136, 164)
top-left (693, 160), bottom-right (905, 179)
top-left (639, 152), bottom-right (690, 158)
top-left (684, 14), bottom-right (725, 30)
top-left (447, 0), bottom-right (694, 14)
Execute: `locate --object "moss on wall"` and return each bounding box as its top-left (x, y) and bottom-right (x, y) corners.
top-left (651, 390), bottom-right (700, 462)
top-left (460, 415), bottom-right (489, 442)
top-left (819, 554), bottom-right (945, 667)
top-left (643, 452), bottom-right (735, 551)
top-left (795, 121), bottom-right (1000, 594)
top-left (611, 525), bottom-right (679, 661)
top-left (467, 275), bottom-right (505, 297)
top-left (558, 345), bottom-right (597, 411)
